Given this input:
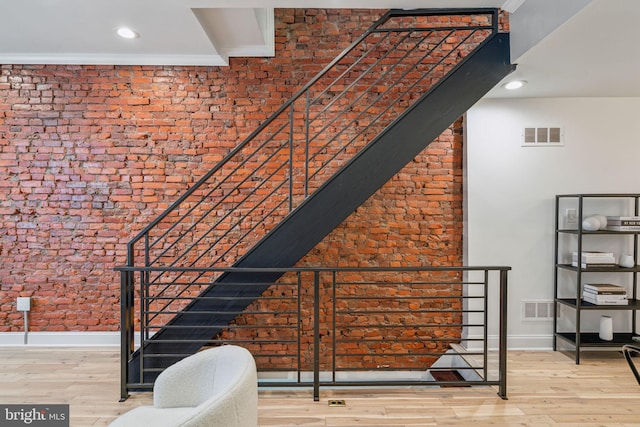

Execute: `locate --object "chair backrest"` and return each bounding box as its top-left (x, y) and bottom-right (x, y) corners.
top-left (211, 346), bottom-right (256, 394)
top-left (197, 346), bottom-right (258, 427)
top-left (154, 345), bottom-right (257, 408)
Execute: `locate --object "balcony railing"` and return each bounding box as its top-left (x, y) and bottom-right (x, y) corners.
top-left (119, 265), bottom-right (510, 400)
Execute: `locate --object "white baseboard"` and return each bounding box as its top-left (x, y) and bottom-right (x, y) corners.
top-left (0, 332), bottom-right (122, 347)
top-left (507, 334), bottom-right (554, 350)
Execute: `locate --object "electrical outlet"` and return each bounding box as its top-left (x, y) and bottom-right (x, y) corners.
top-left (17, 297), bottom-right (31, 311)
top-left (565, 209), bottom-right (578, 226)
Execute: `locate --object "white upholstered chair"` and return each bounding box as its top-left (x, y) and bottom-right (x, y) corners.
top-left (110, 345), bottom-right (258, 427)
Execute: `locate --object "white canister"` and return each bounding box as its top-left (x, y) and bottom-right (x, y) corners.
top-left (619, 254), bottom-right (635, 268)
top-left (599, 315), bottom-right (613, 341)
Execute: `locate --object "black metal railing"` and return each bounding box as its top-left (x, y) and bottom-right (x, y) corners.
top-left (117, 8), bottom-right (511, 401)
top-left (124, 9), bottom-right (500, 280)
top-left (119, 266), bottom-right (510, 400)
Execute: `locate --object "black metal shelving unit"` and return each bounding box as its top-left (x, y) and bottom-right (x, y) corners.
top-left (554, 194), bottom-right (640, 363)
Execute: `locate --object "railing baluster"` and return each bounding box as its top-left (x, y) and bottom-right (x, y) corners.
top-left (119, 270), bottom-right (131, 402)
top-left (498, 268), bottom-right (509, 400)
top-left (313, 270), bottom-right (320, 402)
top-left (483, 269), bottom-right (489, 381)
top-left (304, 90), bottom-right (311, 197)
top-left (289, 104), bottom-right (294, 211)
top-left (138, 270), bottom-right (145, 386)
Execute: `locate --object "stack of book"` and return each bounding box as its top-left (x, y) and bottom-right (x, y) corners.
top-left (606, 216), bottom-right (640, 231)
top-left (571, 251), bottom-right (617, 269)
top-left (582, 283), bottom-right (628, 305)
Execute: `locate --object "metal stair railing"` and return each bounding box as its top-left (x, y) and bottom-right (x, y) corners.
top-left (124, 8), bottom-right (499, 288)
top-left (119, 9), bottom-right (505, 376)
top-left (119, 265), bottom-right (510, 400)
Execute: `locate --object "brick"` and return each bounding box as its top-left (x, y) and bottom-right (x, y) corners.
top-left (0, 10), bottom-right (474, 371)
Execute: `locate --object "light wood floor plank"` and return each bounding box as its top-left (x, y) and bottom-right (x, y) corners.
top-left (0, 347), bottom-right (639, 426)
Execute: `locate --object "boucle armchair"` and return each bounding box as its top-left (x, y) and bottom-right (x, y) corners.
top-left (110, 345), bottom-right (258, 427)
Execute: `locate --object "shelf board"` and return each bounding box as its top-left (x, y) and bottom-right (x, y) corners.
top-left (557, 263), bottom-right (640, 272)
top-left (556, 298), bottom-right (640, 310)
top-left (556, 194), bottom-right (640, 198)
top-left (556, 332), bottom-right (640, 347)
top-left (557, 229), bottom-right (640, 235)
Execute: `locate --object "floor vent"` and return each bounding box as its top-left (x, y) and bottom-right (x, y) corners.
top-left (522, 300), bottom-right (555, 321)
top-left (430, 370), bottom-right (470, 387)
top-left (522, 127), bottom-right (563, 146)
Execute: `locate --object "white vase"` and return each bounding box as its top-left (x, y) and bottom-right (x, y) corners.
top-left (599, 315), bottom-right (613, 341)
top-left (582, 216), bottom-right (600, 231)
top-left (619, 254), bottom-right (635, 268)
top-left (593, 214), bottom-right (607, 229)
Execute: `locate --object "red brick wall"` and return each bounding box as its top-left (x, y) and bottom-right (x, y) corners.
top-left (0, 9), bottom-right (465, 333)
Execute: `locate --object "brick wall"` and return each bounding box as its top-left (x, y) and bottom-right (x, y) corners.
top-left (0, 9), bottom-right (465, 334)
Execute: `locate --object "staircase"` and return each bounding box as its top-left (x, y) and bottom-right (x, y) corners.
top-left (119, 8), bottom-right (514, 390)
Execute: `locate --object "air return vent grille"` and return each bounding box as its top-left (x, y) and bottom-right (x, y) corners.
top-left (522, 300), bottom-right (555, 321)
top-left (522, 127), bottom-right (563, 146)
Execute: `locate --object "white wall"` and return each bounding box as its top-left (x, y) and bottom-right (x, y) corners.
top-left (466, 97), bottom-right (640, 349)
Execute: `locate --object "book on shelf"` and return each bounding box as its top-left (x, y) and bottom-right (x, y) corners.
top-left (605, 225), bottom-right (640, 231)
top-left (583, 290), bottom-right (626, 299)
top-left (582, 283), bottom-right (627, 305)
top-left (572, 251), bottom-right (615, 257)
top-left (571, 261), bottom-right (617, 268)
top-left (572, 256), bottom-right (617, 264)
top-left (582, 295), bottom-right (628, 305)
top-left (606, 216), bottom-right (640, 231)
top-left (583, 283), bottom-right (627, 294)
top-left (572, 251), bottom-right (615, 262)
top-left (571, 252), bottom-right (616, 264)
top-left (606, 216), bottom-right (640, 224)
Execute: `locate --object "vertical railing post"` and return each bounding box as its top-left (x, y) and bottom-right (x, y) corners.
top-left (119, 269), bottom-right (132, 402)
top-left (296, 272), bottom-right (302, 384)
top-left (332, 270), bottom-right (337, 383)
top-left (313, 270), bottom-right (320, 401)
top-left (498, 268), bottom-right (508, 400)
top-left (304, 89), bottom-right (311, 197)
top-left (143, 234), bottom-right (150, 342)
top-left (289, 103), bottom-right (295, 212)
top-left (139, 270), bottom-right (146, 386)
top-left (483, 269), bottom-right (489, 381)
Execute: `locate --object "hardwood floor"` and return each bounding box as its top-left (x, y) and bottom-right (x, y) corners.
top-left (0, 347), bottom-right (638, 426)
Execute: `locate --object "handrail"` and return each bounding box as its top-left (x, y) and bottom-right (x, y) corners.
top-left (124, 8), bottom-right (500, 269)
top-left (124, 10), bottom-right (390, 259)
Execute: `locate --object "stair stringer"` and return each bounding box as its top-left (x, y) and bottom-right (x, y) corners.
top-left (129, 32), bottom-right (514, 384)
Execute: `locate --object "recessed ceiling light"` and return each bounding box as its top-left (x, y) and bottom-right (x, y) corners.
top-left (503, 80), bottom-right (527, 90)
top-left (117, 27), bottom-right (139, 39)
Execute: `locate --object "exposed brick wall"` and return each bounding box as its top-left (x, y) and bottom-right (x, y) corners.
top-left (0, 9), bottom-right (470, 337)
top-left (218, 120), bottom-right (464, 370)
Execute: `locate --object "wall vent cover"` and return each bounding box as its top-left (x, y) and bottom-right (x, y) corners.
top-left (522, 300), bottom-right (556, 321)
top-left (522, 127), bottom-right (563, 146)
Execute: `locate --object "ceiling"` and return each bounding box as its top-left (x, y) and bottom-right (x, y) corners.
top-left (1, 0), bottom-right (639, 98)
top-left (488, 0), bottom-right (640, 98)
